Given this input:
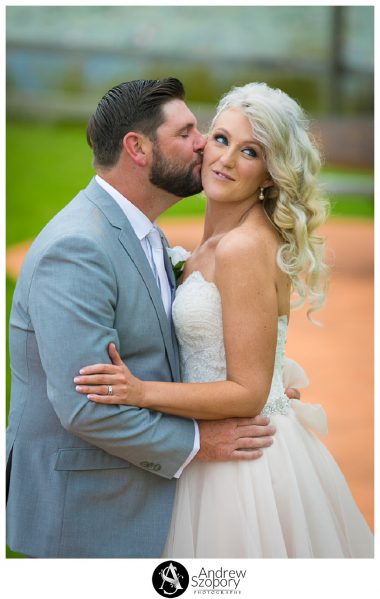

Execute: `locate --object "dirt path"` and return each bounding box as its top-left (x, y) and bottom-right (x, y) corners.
top-left (6, 218), bottom-right (374, 530)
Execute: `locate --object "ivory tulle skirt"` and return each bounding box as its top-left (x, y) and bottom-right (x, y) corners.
top-left (162, 404), bottom-right (373, 558)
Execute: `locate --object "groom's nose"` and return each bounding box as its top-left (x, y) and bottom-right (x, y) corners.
top-left (194, 129), bottom-right (206, 153)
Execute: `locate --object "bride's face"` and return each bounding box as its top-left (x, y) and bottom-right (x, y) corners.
top-left (201, 108), bottom-right (271, 204)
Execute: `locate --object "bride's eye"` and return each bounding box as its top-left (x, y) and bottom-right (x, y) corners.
top-left (213, 133), bottom-right (228, 145)
top-left (242, 147), bottom-right (258, 158)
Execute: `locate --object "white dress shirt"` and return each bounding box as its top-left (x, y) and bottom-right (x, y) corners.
top-left (95, 175), bottom-right (199, 476)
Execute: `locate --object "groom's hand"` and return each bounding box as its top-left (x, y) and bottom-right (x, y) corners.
top-left (196, 416), bottom-right (276, 462)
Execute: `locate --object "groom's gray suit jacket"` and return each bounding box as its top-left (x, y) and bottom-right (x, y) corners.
top-left (6, 178), bottom-right (195, 558)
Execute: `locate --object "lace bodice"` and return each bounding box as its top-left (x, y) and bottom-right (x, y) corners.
top-left (172, 271), bottom-right (290, 416)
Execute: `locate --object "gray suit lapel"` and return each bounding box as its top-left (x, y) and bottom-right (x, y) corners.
top-left (85, 178), bottom-right (178, 380)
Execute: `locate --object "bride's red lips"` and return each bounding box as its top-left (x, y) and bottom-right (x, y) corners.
top-left (212, 170), bottom-right (235, 181)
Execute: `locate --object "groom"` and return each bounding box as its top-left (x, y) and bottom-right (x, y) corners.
top-left (7, 78), bottom-right (292, 558)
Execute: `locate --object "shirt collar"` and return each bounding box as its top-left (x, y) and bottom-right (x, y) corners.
top-left (95, 174), bottom-right (154, 240)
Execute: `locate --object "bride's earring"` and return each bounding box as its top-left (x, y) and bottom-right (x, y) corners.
top-left (259, 187), bottom-right (265, 201)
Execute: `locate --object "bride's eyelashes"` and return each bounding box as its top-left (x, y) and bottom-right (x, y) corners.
top-left (213, 133), bottom-right (228, 146)
top-left (242, 147), bottom-right (258, 158)
top-left (212, 132), bottom-right (258, 159)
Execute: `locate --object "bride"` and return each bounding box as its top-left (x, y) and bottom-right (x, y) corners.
top-left (74, 82), bottom-right (373, 558)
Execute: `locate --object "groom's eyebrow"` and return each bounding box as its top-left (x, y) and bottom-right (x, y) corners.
top-left (176, 122), bottom-right (196, 133)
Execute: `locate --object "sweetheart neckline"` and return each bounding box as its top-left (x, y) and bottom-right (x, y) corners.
top-left (178, 270), bottom-right (288, 323)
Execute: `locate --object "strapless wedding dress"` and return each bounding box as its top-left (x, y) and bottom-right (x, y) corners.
top-left (162, 271), bottom-right (373, 558)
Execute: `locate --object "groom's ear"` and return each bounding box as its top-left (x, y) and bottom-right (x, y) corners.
top-left (122, 132), bottom-right (150, 167)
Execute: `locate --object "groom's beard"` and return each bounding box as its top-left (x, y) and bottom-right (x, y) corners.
top-left (149, 145), bottom-right (203, 198)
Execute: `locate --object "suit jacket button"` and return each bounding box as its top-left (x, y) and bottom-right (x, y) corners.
top-left (153, 464), bottom-right (161, 471)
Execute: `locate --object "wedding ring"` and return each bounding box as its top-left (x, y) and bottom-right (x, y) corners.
top-left (107, 385), bottom-right (113, 396)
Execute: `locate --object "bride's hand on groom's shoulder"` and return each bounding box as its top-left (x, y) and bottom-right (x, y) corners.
top-left (74, 344), bottom-right (144, 407)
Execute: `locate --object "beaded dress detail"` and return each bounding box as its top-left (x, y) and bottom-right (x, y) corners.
top-left (162, 271), bottom-right (373, 558)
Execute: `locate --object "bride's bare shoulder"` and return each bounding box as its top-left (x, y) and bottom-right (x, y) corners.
top-left (215, 221), bottom-right (278, 267)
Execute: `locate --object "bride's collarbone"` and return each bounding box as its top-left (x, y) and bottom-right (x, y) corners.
top-left (182, 251), bottom-right (216, 285)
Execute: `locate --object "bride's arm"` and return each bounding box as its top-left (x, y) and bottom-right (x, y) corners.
top-left (75, 234), bottom-right (279, 419)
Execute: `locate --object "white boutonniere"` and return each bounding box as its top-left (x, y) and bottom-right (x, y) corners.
top-left (166, 246), bottom-right (191, 283)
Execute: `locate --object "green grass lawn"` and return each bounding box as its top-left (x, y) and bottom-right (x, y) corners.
top-left (7, 121), bottom-right (94, 246)
top-left (329, 197), bottom-right (373, 218)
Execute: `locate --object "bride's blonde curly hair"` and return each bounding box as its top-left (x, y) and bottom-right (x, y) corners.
top-left (212, 82), bottom-right (330, 320)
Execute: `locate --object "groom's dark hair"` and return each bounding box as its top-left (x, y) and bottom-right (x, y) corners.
top-left (86, 77), bottom-right (185, 167)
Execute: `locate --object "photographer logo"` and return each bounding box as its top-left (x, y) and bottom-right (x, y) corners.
top-left (152, 560), bottom-right (189, 597)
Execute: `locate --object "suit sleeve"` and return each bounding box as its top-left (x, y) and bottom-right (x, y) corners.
top-left (28, 234), bottom-right (196, 479)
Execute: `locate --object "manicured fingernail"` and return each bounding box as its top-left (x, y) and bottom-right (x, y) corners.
top-left (76, 386), bottom-right (81, 391)
top-left (74, 377), bottom-right (79, 383)
top-left (79, 369), bottom-right (84, 374)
